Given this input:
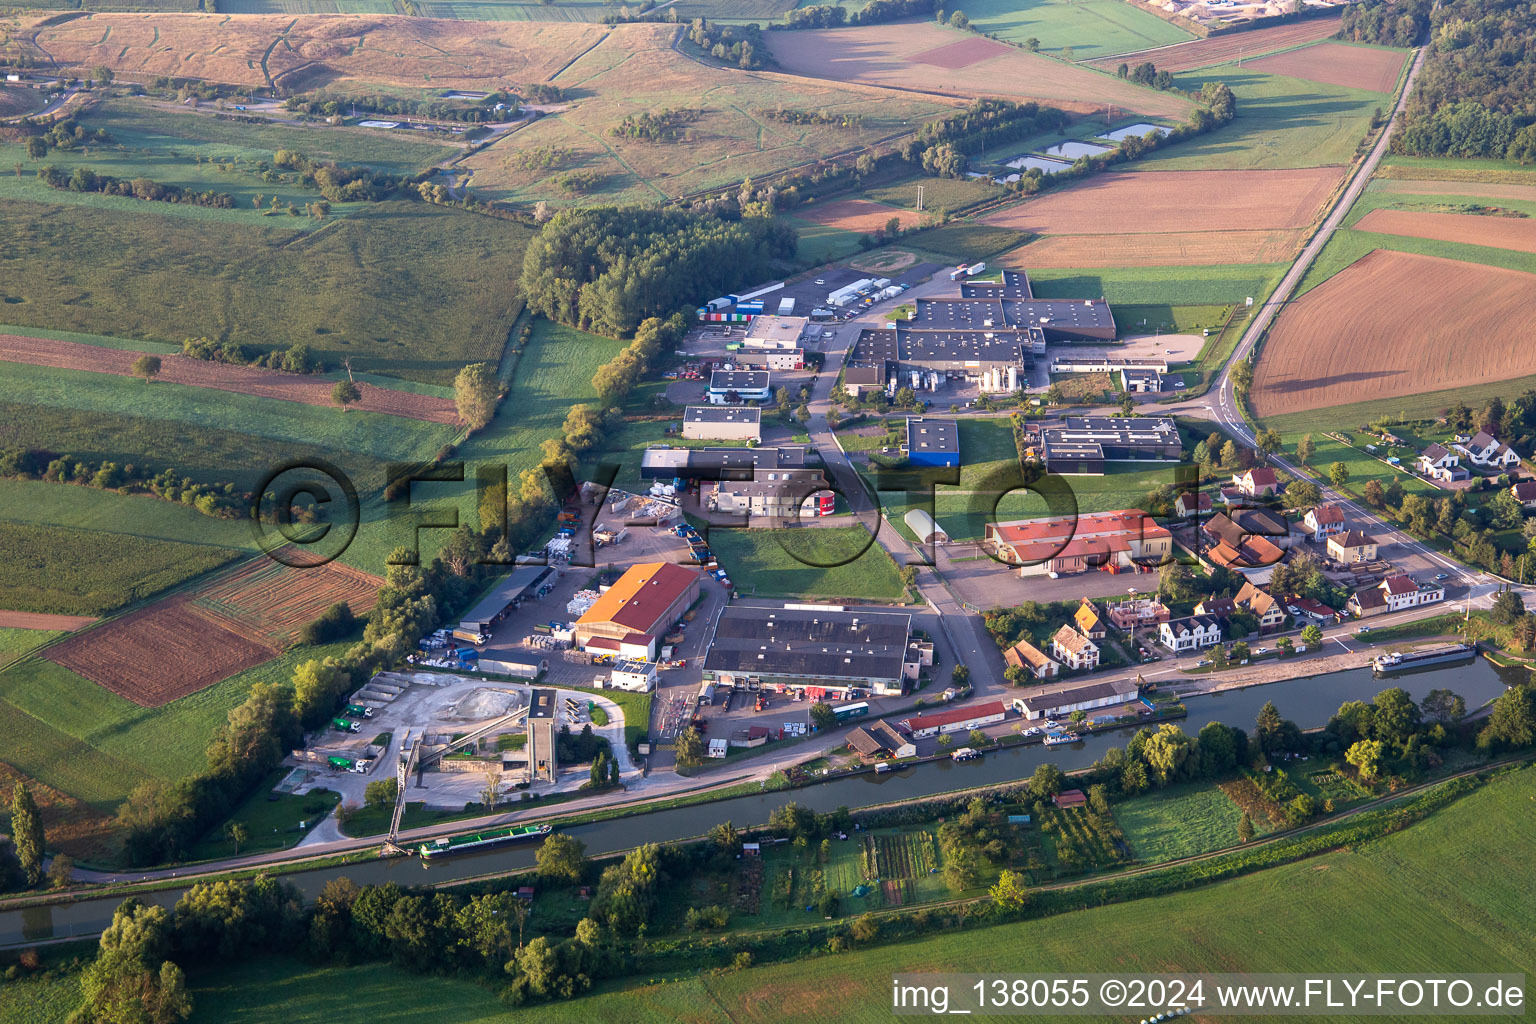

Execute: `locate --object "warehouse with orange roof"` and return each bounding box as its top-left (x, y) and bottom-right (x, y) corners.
top-left (573, 562), bottom-right (701, 660)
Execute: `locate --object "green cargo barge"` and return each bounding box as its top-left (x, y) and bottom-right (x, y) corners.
top-left (418, 823), bottom-right (552, 859)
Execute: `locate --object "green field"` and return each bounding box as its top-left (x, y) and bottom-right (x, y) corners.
top-left (900, 222), bottom-right (1031, 262)
top-left (1027, 263), bottom-right (1286, 306)
top-left (0, 521), bottom-right (239, 616)
top-left (861, 175), bottom-right (1001, 214)
top-left (705, 525), bottom-right (908, 602)
top-left (184, 771), bottom-right (342, 861)
top-left (1250, 413), bottom-right (1444, 504)
top-left (0, 479), bottom-right (258, 550)
top-left (0, 197), bottom-right (530, 385)
top-left (24, 767), bottom-right (1515, 1023)
top-left (962, 0), bottom-right (1193, 59)
top-left (1146, 62), bottom-right (1392, 170)
top-left (0, 627), bottom-right (66, 670)
top-left (1114, 780), bottom-right (1257, 861)
top-left (779, 214), bottom-right (866, 264)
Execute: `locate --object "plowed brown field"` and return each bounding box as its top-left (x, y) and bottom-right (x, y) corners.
top-left (1251, 251), bottom-right (1536, 417)
top-left (1376, 179), bottom-right (1536, 202)
top-left (764, 22), bottom-right (1193, 118)
top-left (799, 199), bottom-right (926, 234)
top-left (981, 167), bottom-right (1339, 235)
top-left (1352, 209), bottom-right (1536, 254)
top-left (0, 334), bottom-right (458, 423)
top-left (191, 556), bottom-right (379, 648)
top-left (1087, 12), bottom-right (1343, 72)
top-left (46, 598), bottom-right (276, 706)
top-left (1246, 42), bottom-right (1405, 93)
top-left (0, 610), bottom-right (96, 631)
top-left (12, 14), bottom-right (604, 90)
top-left (1003, 228), bottom-right (1299, 267)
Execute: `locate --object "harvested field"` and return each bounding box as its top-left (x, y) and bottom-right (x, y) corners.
top-left (1087, 12), bottom-right (1343, 73)
top-left (910, 36), bottom-right (1015, 70)
top-left (0, 761), bottom-right (115, 861)
top-left (1376, 179), bottom-right (1536, 203)
top-left (1352, 208), bottom-right (1536, 255)
top-left (13, 13), bottom-right (605, 90)
top-left (1245, 42), bottom-right (1405, 93)
top-left (1007, 228), bottom-right (1300, 267)
top-left (798, 199), bottom-right (926, 234)
top-left (0, 334), bottom-right (459, 424)
top-left (45, 597), bottom-right (276, 706)
top-left (763, 22), bottom-right (1192, 119)
top-left (1252, 250), bottom-right (1536, 418)
top-left (982, 167), bottom-right (1339, 235)
top-left (190, 556), bottom-right (380, 647)
top-left (0, 610), bottom-right (96, 631)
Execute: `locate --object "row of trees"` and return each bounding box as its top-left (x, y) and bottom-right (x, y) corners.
top-left (181, 336), bottom-right (318, 374)
top-left (781, 0), bottom-right (937, 29)
top-left (34, 164), bottom-right (236, 208)
top-left (283, 89), bottom-right (522, 123)
top-left (0, 446), bottom-right (245, 519)
top-left (271, 149), bottom-right (401, 204)
top-left (685, 19), bottom-right (768, 70)
top-left (519, 207), bottom-right (796, 335)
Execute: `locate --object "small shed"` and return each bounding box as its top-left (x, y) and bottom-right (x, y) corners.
top-left (904, 508), bottom-right (949, 545)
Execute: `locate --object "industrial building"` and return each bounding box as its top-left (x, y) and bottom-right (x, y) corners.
top-left (681, 405), bottom-right (762, 442)
top-left (985, 510), bottom-right (1172, 577)
top-left (843, 362), bottom-right (888, 398)
top-left (705, 468), bottom-right (835, 519)
top-left (640, 446), bottom-right (807, 480)
top-left (732, 347), bottom-right (805, 371)
top-left (526, 688), bottom-right (558, 783)
top-left (702, 606), bottom-right (914, 698)
top-left (903, 417), bottom-right (960, 468)
top-left (607, 660), bottom-right (658, 693)
top-left (744, 315), bottom-right (808, 349)
top-left (1036, 416), bottom-right (1183, 474)
top-left (708, 370), bottom-right (772, 404)
top-left (573, 561), bottom-right (701, 660)
top-left (1011, 677), bottom-right (1140, 720)
top-left (478, 651), bottom-right (549, 679)
top-left (457, 564), bottom-right (555, 636)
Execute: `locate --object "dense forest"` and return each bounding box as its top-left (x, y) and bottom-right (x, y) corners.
top-left (1343, 0), bottom-right (1536, 161)
top-left (519, 208), bottom-right (797, 336)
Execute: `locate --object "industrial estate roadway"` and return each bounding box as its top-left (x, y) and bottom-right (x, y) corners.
top-left (42, 43), bottom-right (1531, 896)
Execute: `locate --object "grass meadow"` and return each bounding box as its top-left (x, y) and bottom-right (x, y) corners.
top-left (0, 197), bottom-right (531, 385)
top-left (1026, 263), bottom-right (1286, 306)
top-left (44, 766), bottom-right (1521, 1023)
top-left (1113, 780), bottom-right (1260, 860)
top-left (1149, 63), bottom-right (1390, 170)
top-left (0, 627), bottom-right (66, 670)
top-left (962, 0), bottom-right (1193, 59)
top-left (705, 525), bottom-right (908, 602)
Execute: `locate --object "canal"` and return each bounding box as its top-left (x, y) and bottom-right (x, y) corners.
top-left (6, 656), bottom-right (1521, 946)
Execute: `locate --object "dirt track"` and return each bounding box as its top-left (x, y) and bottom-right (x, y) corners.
top-left (1251, 250), bottom-right (1536, 417)
top-left (1247, 41), bottom-right (1406, 93)
top-left (0, 610), bottom-right (96, 631)
top-left (1353, 208), bottom-right (1536, 255)
top-left (0, 334), bottom-right (459, 424)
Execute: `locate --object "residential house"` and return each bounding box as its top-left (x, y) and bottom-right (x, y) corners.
top-left (1205, 509), bottom-right (1293, 554)
top-left (1347, 586), bottom-right (1389, 619)
top-left (1302, 504), bottom-right (1346, 543)
top-left (1175, 492), bottom-right (1213, 518)
top-left (1106, 597), bottom-right (1171, 631)
top-left (1288, 597), bottom-right (1342, 625)
top-left (1232, 466), bottom-right (1279, 499)
top-left (1458, 431), bottom-right (1522, 470)
top-left (845, 721), bottom-right (916, 760)
top-left (1327, 530), bottom-right (1379, 564)
top-left (1234, 581), bottom-right (1286, 632)
top-left (1512, 480), bottom-right (1536, 510)
top-left (1049, 624), bottom-right (1101, 671)
top-left (1073, 599), bottom-right (1106, 640)
top-left (1379, 574), bottom-right (1445, 612)
top-left (1194, 596), bottom-right (1237, 621)
top-left (1159, 615), bottom-right (1223, 653)
top-left (985, 510), bottom-right (1172, 577)
top-left (1003, 638), bottom-right (1060, 680)
top-left (1417, 443), bottom-right (1468, 482)
top-left (1053, 789), bottom-right (1088, 808)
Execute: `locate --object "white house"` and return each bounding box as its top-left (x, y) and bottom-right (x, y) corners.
top-left (1379, 574), bottom-right (1445, 612)
top-left (1232, 467), bottom-right (1279, 499)
top-left (1458, 431), bottom-right (1521, 470)
top-left (1159, 615), bottom-right (1223, 653)
top-left (1417, 443), bottom-right (1468, 482)
top-left (1049, 624), bottom-right (1101, 671)
top-left (707, 370), bottom-right (772, 405)
top-left (1302, 504), bottom-right (1346, 542)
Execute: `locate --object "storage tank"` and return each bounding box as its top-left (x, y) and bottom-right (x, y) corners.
top-left (911, 371), bottom-right (921, 390)
top-left (1007, 366), bottom-right (1018, 392)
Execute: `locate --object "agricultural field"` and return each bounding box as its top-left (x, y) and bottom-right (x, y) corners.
top-left (0, 198), bottom-right (532, 386)
top-left (1376, 154), bottom-right (1536, 186)
top-left (861, 174), bottom-right (1000, 214)
top-left (148, 769), bottom-right (1536, 1024)
top-left (703, 525), bottom-right (909, 602)
top-left (1348, 208), bottom-right (1536, 256)
top-left (762, 21), bottom-right (1194, 119)
top-left (1251, 250), bottom-right (1536, 418)
top-left (0, 334), bottom-right (460, 423)
top-left (457, 24), bottom-right (951, 207)
top-left (1374, 178), bottom-right (1536, 203)
top-left (0, 83), bottom-right (45, 117)
top-left (795, 198), bottom-right (926, 235)
top-left (1009, 227), bottom-right (1300, 267)
top-left (1086, 11), bottom-right (1344, 73)
top-left (0, 626), bottom-right (67, 668)
top-left (0, 521), bottom-right (239, 617)
top-left (961, 0), bottom-right (1193, 60)
top-left (5, 13), bottom-right (606, 91)
top-left (1245, 41), bottom-right (1407, 94)
top-left (898, 222), bottom-right (1031, 262)
top-left (1024, 262), bottom-right (1286, 306)
top-left (1139, 62), bottom-right (1392, 171)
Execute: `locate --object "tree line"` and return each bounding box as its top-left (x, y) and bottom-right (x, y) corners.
top-left (283, 88), bottom-right (523, 123)
top-left (1346, 0), bottom-right (1536, 162)
top-left (780, 0), bottom-right (938, 29)
top-left (519, 207), bottom-right (796, 336)
top-left (0, 446), bottom-right (246, 519)
top-left (180, 336), bottom-right (318, 373)
top-left (33, 164), bottom-right (236, 208)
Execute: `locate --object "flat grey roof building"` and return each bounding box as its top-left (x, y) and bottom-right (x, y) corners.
top-left (640, 446), bottom-right (807, 479)
top-left (703, 606), bottom-right (912, 683)
top-left (459, 565), bottom-right (553, 633)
